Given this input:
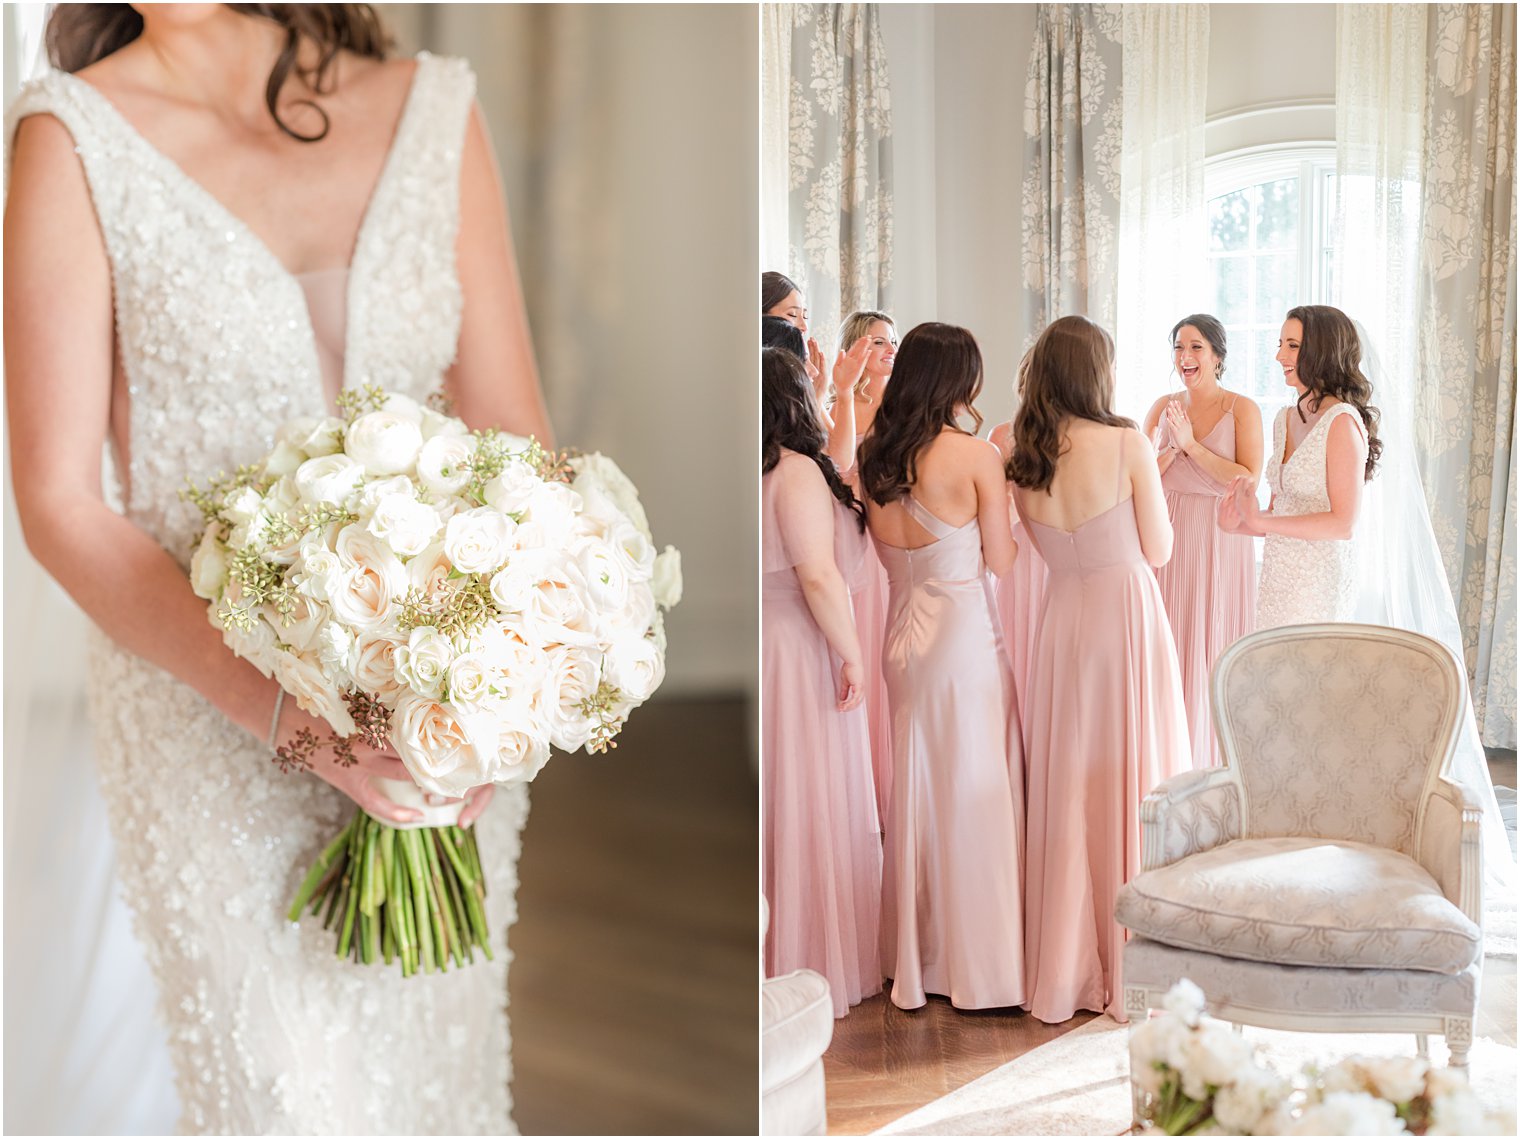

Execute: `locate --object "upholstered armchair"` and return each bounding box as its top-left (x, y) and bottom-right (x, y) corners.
top-left (760, 896), bottom-right (834, 1135)
top-left (1116, 624), bottom-right (1485, 1067)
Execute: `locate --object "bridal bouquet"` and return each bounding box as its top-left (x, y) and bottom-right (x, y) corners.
top-left (1131, 981), bottom-right (1515, 1135)
top-left (185, 386), bottom-right (681, 975)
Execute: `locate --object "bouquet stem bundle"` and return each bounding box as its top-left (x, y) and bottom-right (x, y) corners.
top-left (288, 810), bottom-right (492, 976)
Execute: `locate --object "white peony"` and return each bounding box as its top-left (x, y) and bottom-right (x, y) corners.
top-left (416, 433), bottom-right (477, 497)
top-left (541, 644), bottom-right (604, 752)
top-left (390, 692), bottom-right (497, 798)
top-left (345, 410), bottom-right (424, 477)
top-left (366, 493), bottom-right (443, 557)
top-left (393, 626), bottom-right (455, 699)
top-left (272, 648), bottom-right (356, 736)
top-left (443, 508), bottom-right (515, 576)
top-left (603, 633), bottom-right (665, 703)
top-left (652, 546), bottom-right (683, 608)
top-left (295, 453), bottom-right (365, 507)
top-left (190, 529), bottom-right (230, 601)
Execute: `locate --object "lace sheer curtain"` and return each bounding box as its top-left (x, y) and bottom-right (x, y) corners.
top-left (1021, 4), bottom-right (1123, 348)
top-left (1114, 4), bottom-right (1209, 423)
top-left (761, 2), bottom-right (894, 345)
top-left (1334, 2), bottom-right (1516, 954)
top-left (1414, 3), bottom-right (1517, 749)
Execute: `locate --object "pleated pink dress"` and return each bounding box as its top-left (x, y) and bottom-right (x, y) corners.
top-left (1020, 461), bottom-right (1190, 1024)
top-left (849, 436), bottom-right (894, 830)
top-left (876, 497), bottom-right (1026, 1010)
top-left (762, 454), bottom-right (884, 1017)
top-left (1154, 404), bottom-right (1257, 770)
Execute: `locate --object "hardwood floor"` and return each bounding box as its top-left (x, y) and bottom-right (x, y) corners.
top-left (509, 696), bottom-right (759, 1136)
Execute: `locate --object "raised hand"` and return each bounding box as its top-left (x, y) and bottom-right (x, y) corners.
top-left (1165, 400), bottom-right (1195, 451)
top-left (807, 337), bottom-right (828, 398)
top-left (832, 336), bottom-right (871, 401)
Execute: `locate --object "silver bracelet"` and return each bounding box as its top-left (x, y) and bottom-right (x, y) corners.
top-left (268, 687), bottom-right (286, 750)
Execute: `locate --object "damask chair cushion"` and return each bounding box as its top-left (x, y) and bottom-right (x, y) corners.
top-left (1116, 836), bottom-right (1482, 974)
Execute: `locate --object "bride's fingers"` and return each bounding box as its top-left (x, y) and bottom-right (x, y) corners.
top-left (459, 784), bottom-right (496, 829)
top-left (356, 781), bottom-right (423, 825)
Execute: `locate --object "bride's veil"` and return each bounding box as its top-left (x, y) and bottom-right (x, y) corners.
top-left (1350, 321), bottom-right (1517, 954)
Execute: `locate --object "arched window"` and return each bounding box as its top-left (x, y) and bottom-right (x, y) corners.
top-left (1204, 146), bottom-right (1336, 415)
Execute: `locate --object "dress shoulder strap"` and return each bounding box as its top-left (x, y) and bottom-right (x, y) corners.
top-left (1116, 427), bottom-right (1128, 504)
top-left (903, 494), bottom-right (959, 540)
top-left (5, 71), bottom-right (109, 196)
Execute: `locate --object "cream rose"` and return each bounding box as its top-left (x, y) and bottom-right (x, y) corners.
top-left (272, 648), bottom-right (357, 736)
top-left (390, 692), bottom-right (498, 798)
top-left (190, 529), bottom-right (230, 601)
top-left (489, 714), bottom-right (552, 786)
top-left (603, 633), bottom-right (665, 702)
top-left (353, 632), bottom-right (406, 705)
top-left (407, 540), bottom-right (455, 598)
top-left (393, 626), bottom-right (454, 699)
top-left (541, 644), bottom-right (604, 752)
top-left (482, 459), bottom-right (541, 515)
top-left (651, 546), bottom-right (683, 608)
top-left (443, 508), bottom-right (515, 575)
top-left (445, 651), bottom-right (494, 707)
top-left (345, 410), bottom-right (424, 477)
top-left (328, 526), bottom-right (407, 630)
top-left (367, 494), bottom-right (443, 557)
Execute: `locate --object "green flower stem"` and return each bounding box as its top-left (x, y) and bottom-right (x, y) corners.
top-left (395, 849), bottom-right (416, 977)
top-left (401, 830), bottom-right (436, 973)
top-left (288, 819), bottom-right (354, 921)
top-left (430, 831), bottom-right (469, 966)
top-left (440, 845), bottom-right (474, 964)
top-left (419, 828), bottom-right (454, 969)
top-left (464, 829), bottom-right (486, 897)
top-left (336, 824), bottom-right (362, 960)
top-left (448, 834), bottom-right (493, 958)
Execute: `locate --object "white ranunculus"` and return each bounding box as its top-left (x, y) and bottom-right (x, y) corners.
top-left (446, 651), bottom-right (493, 708)
top-left (482, 459), bottom-right (542, 515)
top-left (1161, 979), bottom-right (1206, 1027)
top-left (367, 494), bottom-right (443, 557)
top-left (393, 626), bottom-right (454, 699)
top-left (375, 391), bottom-right (425, 423)
top-left (571, 452), bottom-right (651, 536)
top-left (416, 433), bottom-right (477, 497)
top-left (280, 415), bottom-right (345, 458)
top-left (352, 632), bottom-right (406, 705)
top-left (1288, 1091), bottom-right (1405, 1135)
top-left (443, 508), bottom-right (515, 575)
top-left (345, 410), bottom-right (424, 477)
top-left (295, 453), bottom-right (365, 507)
top-left (272, 648), bottom-right (356, 736)
top-left (390, 692), bottom-right (497, 798)
top-left (651, 546), bottom-right (683, 608)
top-left (603, 633), bottom-right (664, 703)
top-left (354, 475), bottom-right (417, 523)
top-left (419, 406), bottom-right (470, 440)
top-left (607, 519), bottom-right (656, 583)
top-left (190, 529), bottom-right (230, 601)
top-left (328, 526), bottom-right (407, 630)
top-left (541, 644), bottom-right (604, 752)
top-left (223, 486), bottom-right (265, 527)
top-left (573, 535), bottom-right (631, 613)
top-left (315, 621), bottom-right (358, 687)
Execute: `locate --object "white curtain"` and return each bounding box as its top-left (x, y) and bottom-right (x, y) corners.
top-left (1114, 4), bottom-right (1209, 424)
top-left (1021, 4), bottom-right (1124, 349)
top-left (762, 2), bottom-right (893, 345)
top-left (1334, 2), bottom-right (1516, 955)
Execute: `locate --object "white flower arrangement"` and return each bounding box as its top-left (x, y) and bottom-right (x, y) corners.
top-left (184, 386), bottom-right (682, 975)
top-left (1132, 982), bottom-right (1514, 1136)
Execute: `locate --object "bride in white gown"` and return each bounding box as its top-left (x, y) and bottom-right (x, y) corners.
top-left (5, 5), bottom-right (553, 1132)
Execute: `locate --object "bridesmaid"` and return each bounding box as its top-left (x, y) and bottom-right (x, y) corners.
top-left (1140, 315), bottom-right (1263, 769)
top-left (859, 322), bottom-right (1026, 1011)
top-left (838, 308), bottom-right (898, 824)
top-left (763, 270), bottom-right (827, 392)
top-left (762, 314), bottom-right (870, 472)
top-left (1010, 315), bottom-right (1190, 1024)
top-left (760, 347), bottom-right (883, 1018)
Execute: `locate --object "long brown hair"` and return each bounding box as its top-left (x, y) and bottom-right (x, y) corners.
top-left (858, 323), bottom-right (983, 506)
top-left (761, 271), bottom-right (801, 315)
top-left (46, 5), bottom-right (391, 142)
top-left (1008, 315), bottom-right (1134, 492)
top-left (1284, 305), bottom-right (1383, 479)
top-left (762, 348), bottom-right (865, 530)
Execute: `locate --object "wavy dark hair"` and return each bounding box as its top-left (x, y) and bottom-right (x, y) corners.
top-left (761, 314), bottom-right (807, 360)
top-left (762, 348), bottom-right (865, 530)
top-left (858, 323), bottom-right (984, 506)
top-left (47, 5), bottom-right (392, 142)
top-left (1284, 305), bottom-right (1383, 479)
top-left (762, 271), bottom-right (801, 315)
top-left (1171, 313), bottom-right (1228, 378)
top-left (1008, 315), bottom-right (1134, 492)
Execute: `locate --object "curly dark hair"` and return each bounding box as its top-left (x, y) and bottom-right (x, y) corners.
top-left (47, 4), bottom-right (392, 142)
top-left (1283, 305), bottom-right (1383, 479)
top-left (762, 348), bottom-right (864, 530)
top-left (858, 323), bottom-right (984, 506)
top-left (1008, 315), bottom-right (1134, 492)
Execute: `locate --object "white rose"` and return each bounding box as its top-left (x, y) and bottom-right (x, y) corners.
top-left (416, 433), bottom-right (478, 497)
top-left (527, 569), bottom-right (600, 647)
top-left (354, 475), bottom-right (418, 523)
top-left (345, 410), bottom-right (424, 477)
top-left (294, 453), bottom-right (365, 507)
top-left (420, 406), bottom-right (470, 440)
top-left (541, 644), bottom-right (604, 752)
top-left (488, 562), bottom-right (539, 616)
top-left (272, 649), bottom-right (356, 736)
top-left (328, 525), bottom-right (407, 630)
top-left (651, 546), bottom-right (682, 608)
top-left (315, 621), bottom-right (358, 687)
top-left (603, 633), bottom-right (665, 703)
top-left (353, 632), bottom-right (406, 705)
top-left (266, 593), bottom-right (327, 654)
top-left (393, 626), bottom-right (455, 699)
top-left (482, 459), bottom-right (542, 515)
top-left (293, 535), bottom-right (345, 603)
top-left (607, 520), bottom-right (656, 583)
top-left (446, 651), bottom-right (494, 707)
top-left (390, 692), bottom-right (497, 798)
top-left (471, 625), bottom-right (548, 697)
top-left (491, 724), bottom-right (552, 785)
top-left (407, 541), bottom-right (455, 597)
top-left (573, 535), bottom-right (631, 613)
top-left (598, 582), bottom-right (657, 643)
top-left (190, 529), bottom-right (230, 601)
top-left (367, 494), bottom-right (443, 557)
top-left (443, 508), bottom-right (515, 575)
top-left (280, 415), bottom-right (345, 457)
top-left (223, 486), bottom-right (264, 527)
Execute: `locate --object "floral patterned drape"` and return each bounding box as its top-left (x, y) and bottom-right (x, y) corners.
top-left (1414, 4), bottom-right (1517, 748)
top-left (1021, 4), bottom-right (1124, 347)
top-left (764, 3), bottom-right (893, 345)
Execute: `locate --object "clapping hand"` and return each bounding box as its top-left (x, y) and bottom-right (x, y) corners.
top-left (807, 337), bottom-right (828, 400)
top-left (833, 336), bottom-right (871, 400)
top-left (1218, 475), bottom-right (1261, 535)
top-left (1165, 401), bottom-right (1195, 451)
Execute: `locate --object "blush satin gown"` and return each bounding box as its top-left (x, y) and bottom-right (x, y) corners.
top-left (875, 496), bottom-right (1025, 1010)
top-left (1020, 452), bottom-right (1190, 1024)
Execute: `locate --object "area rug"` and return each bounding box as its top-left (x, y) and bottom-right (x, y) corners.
top-left (871, 1017), bottom-right (1517, 1136)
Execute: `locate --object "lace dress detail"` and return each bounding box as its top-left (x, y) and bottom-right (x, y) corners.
top-left (6, 55), bottom-right (527, 1136)
top-left (1257, 404), bottom-right (1367, 630)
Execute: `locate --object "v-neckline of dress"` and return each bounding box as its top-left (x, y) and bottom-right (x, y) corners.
top-left (1280, 402), bottom-right (1342, 468)
top-left (58, 57), bottom-right (429, 393)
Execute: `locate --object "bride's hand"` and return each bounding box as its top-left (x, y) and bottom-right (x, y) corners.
top-left (278, 705), bottom-right (424, 824)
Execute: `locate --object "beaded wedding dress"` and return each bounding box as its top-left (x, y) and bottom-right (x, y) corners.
top-left (6, 55), bottom-right (528, 1134)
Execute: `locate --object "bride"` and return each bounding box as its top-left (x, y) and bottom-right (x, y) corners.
top-left (5, 4), bottom-right (552, 1132)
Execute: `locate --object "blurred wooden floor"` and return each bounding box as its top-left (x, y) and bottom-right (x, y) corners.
top-left (510, 695), bottom-right (759, 1136)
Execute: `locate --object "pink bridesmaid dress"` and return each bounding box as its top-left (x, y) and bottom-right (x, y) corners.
top-left (849, 435), bottom-right (894, 830)
top-left (996, 492), bottom-right (1049, 737)
top-left (876, 497), bottom-right (1026, 1010)
top-left (1020, 457), bottom-right (1190, 1024)
top-left (762, 456), bottom-right (883, 1017)
top-left (1154, 401), bottom-right (1257, 769)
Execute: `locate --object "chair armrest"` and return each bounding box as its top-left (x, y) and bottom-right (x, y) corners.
top-left (1418, 775), bottom-right (1484, 925)
top-left (1140, 767), bottom-right (1242, 871)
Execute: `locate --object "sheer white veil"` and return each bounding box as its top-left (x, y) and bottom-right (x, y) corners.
top-left (1350, 322), bottom-right (1517, 954)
